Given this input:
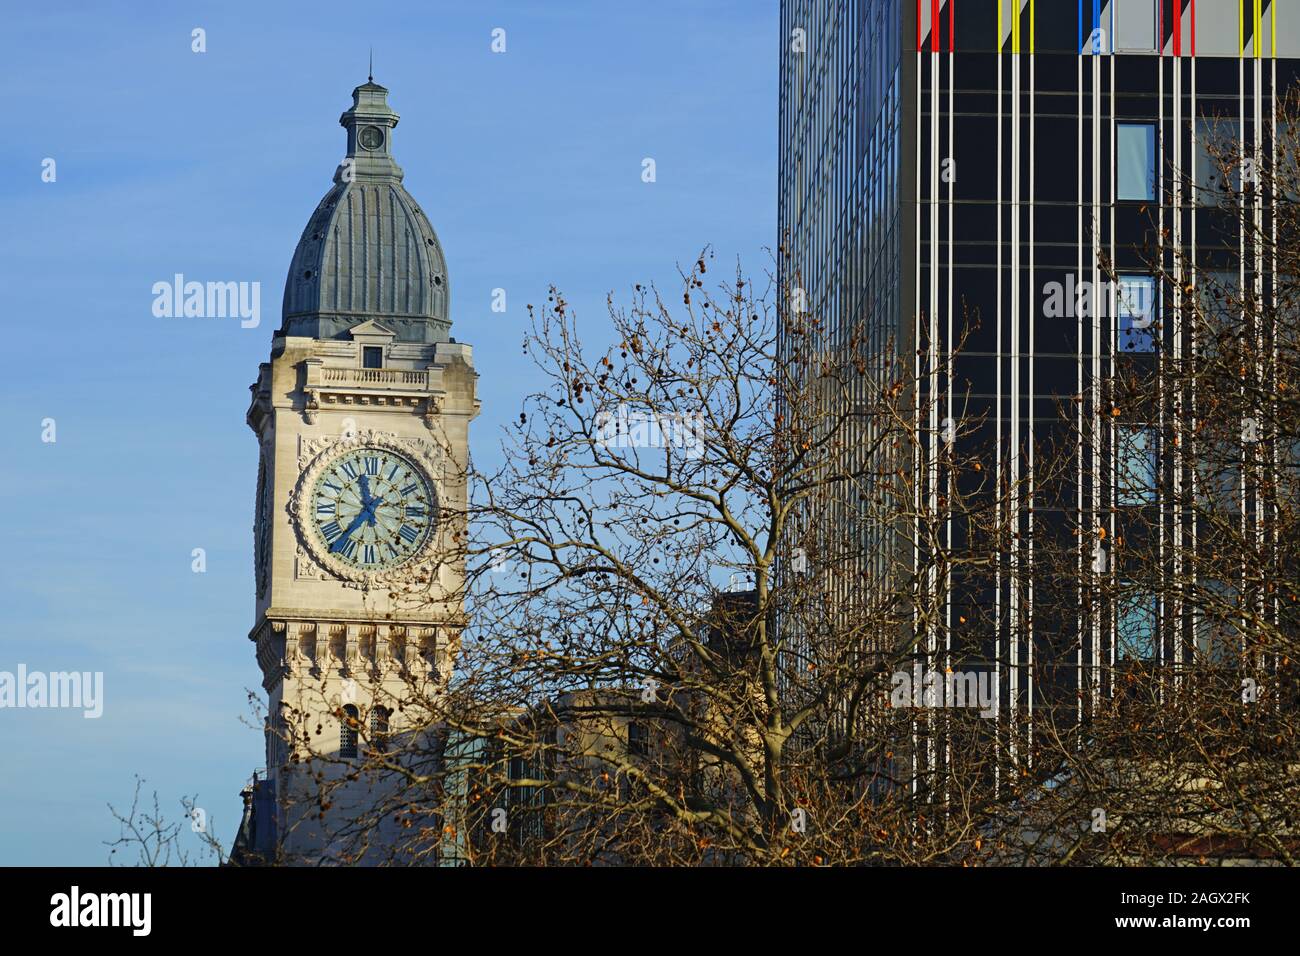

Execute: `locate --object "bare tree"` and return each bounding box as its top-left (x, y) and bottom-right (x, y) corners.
top-left (105, 775), bottom-right (225, 867)
top-left (273, 247), bottom-right (1051, 866)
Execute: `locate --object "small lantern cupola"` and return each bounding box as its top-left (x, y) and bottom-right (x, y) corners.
top-left (337, 75), bottom-right (403, 184)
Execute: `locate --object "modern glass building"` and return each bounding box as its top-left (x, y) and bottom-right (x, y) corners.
top-left (778, 1), bottom-right (1300, 760)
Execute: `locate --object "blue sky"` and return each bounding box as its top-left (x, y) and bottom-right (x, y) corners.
top-left (0, 0), bottom-right (776, 865)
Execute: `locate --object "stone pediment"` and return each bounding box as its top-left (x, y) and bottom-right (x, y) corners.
top-left (348, 319), bottom-right (397, 340)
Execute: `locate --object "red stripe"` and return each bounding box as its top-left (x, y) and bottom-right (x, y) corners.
top-left (949, 0), bottom-right (955, 52)
top-left (1173, 0), bottom-right (1181, 55)
top-left (932, 0), bottom-right (939, 51)
top-left (1191, 0), bottom-right (1196, 56)
top-left (916, 0), bottom-right (922, 51)
top-left (1159, 0), bottom-right (1164, 55)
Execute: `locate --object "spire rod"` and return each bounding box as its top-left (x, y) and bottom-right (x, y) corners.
top-left (368, 47), bottom-right (373, 83)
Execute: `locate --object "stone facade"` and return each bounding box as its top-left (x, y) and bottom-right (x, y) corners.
top-left (232, 78), bottom-right (477, 866)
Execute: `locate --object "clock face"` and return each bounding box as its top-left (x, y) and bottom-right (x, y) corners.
top-left (309, 446), bottom-right (436, 570)
top-left (358, 125), bottom-right (383, 150)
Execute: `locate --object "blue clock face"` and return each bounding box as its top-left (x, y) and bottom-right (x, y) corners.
top-left (310, 446), bottom-right (436, 570)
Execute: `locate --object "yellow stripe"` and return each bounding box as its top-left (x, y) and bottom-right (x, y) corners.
top-left (1013, 0), bottom-right (1020, 54)
top-left (1256, 0), bottom-right (1262, 59)
top-left (1031, 0), bottom-right (1035, 54)
top-left (1274, 0), bottom-right (1278, 58)
top-left (1239, 0), bottom-right (1244, 57)
top-left (998, 0), bottom-right (1003, 52)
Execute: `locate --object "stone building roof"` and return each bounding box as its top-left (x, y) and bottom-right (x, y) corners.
top-left (280, 79), bottom-right (451, 344)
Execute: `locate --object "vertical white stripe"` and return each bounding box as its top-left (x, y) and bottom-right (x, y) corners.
top-left (1158, 51), bottom-right (1166, 684)
top-left (995, 30), bottom-right (1005, 793)
top-left (913, 44), bottom-right (922, 800)
top-left (1173, 52), bottom-right (1183, 674)
top-left (1108, 51), bottom-right (1116, 693)
top-left (1010, 40), bottom-right (1020, 769)
top-left (1076, 46), bottom-right (1085, 732)
top-left (1026, 38), bottom-right (1036, 761)
top-left (945, 39), bottom-right (955, 807)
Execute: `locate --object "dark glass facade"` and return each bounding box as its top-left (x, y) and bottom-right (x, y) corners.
top-left (778, 1), bottom-right (1300, 743)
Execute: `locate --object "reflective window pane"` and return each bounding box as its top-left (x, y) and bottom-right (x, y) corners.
top-left (1118, 589), bottom-right (1158, 660)
top-left (1196, 118), bottom-right (1240, 206)
top-left (1118, 123), bottom-right (1156, 201)
top-left (1116, 0), bottom-right (1157, 52)
top-left (1118, 275), bottom-right (1156, 352)
top-left (1117, 426), bottom-right (1157, 505)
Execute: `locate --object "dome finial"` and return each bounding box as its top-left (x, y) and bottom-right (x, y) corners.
top-left (339, 75), bottom-right (400, 182)
top-left (368, 46), bottom-right (373, 83)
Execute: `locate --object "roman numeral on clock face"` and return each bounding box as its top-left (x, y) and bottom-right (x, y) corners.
top-left (310, 446), bottom-right (434, 569)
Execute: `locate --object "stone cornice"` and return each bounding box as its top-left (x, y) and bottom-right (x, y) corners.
top-left (249, 613), bottom-right (465, 692)
top-left (249, 606), bottom-right (466, 637)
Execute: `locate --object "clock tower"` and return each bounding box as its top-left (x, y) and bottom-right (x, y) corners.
top-left (236, 78), bottom-right (478, 865)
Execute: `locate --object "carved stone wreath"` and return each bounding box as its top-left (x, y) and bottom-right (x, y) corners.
top-left (288, 429), bottom-right (444, 586)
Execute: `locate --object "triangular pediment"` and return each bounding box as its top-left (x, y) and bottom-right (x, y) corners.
top-left (348, 319), bottom-right (397, 339)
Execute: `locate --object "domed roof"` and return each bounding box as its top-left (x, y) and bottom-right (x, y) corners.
top-left (280, 80), bottom-right (451, 344)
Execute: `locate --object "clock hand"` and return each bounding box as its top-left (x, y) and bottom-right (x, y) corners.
top-left (358, 474), bottom-right (373, 508)
top-left (363, 496), bottom-right (383, 526)
top-left (331, 509), bottom-right (371, 552)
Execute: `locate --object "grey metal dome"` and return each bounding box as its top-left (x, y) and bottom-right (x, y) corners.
top-left (280, 80), bottom-right (451, 344)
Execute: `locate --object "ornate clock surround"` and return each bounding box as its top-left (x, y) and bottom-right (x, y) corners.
top-left (287, 429), bottom-right (446, 587)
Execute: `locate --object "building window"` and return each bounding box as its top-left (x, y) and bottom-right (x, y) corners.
top-left (1115, 0), bottom-right (1158, 52)
top-left (1195, 580), bottom-right (1239, 665)
top-left (370, 706), bottom-right (390, 753)
top-left (1196, 118), bottom-right (1240, 206)
top-left (363, 346), bottom-right (384, 369)
top-left (627, 721), bottom-right (649, 757)
top-left (1117, 275), bottom-right (1156, 352)
top-left (1117, 589), bottom-right (1157, 660)
top-left (1118, 123), bottom-right (1156, 201)
top-left (340, 704), bottom-right (359, 758)
top-left (1117, 426), bottom-right (1157, 505)
top-left (1200, 272), bottom-right (1238, 338)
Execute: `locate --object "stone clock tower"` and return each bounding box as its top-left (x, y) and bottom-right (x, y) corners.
top-left (234, 78), bottom-right (478, 865)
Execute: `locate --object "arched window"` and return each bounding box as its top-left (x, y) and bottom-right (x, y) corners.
top-left (627, 721), bottom-right (649, 757)
top-left (340, 705), bottom-right (359, 758)
top-left (370, 706), bottom-right (390, 753)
